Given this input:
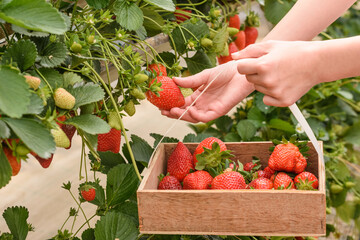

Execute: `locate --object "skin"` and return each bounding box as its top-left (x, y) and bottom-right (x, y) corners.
top-left (162, 0), bottom-right (357, 123)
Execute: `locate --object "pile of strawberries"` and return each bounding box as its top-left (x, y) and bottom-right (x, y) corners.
top-left (158, 137), bottom-right (319, 191)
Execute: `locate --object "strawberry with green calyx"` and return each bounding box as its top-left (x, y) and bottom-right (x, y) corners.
top-left (51, 126), bottom-right (71, 148)
top-left (211, 169), bottom-right (247, 190)
top-left (294, 172), bottom-right (319, 190)
top-left (227, 14), bottom-right (241, 29)
top-left (54, 88), bottom-right (76, 110)
top-left (97, 128), bottom-right (121, 153)
top-left (233, 30), bottom-right (246, 50)
top-left (147, 63), bottom-right (167, 77)
top-left (158, 174), bottom-right (182, 190)
top-left (124, 100), bottom-right (136, 116)
top-left (80, 185), bottom-right (96, 202)
top-left (3, 146), bottom-right (21, 176)
top-left (146, 76), bottom-right (185, 110)
top-left (194, 139), bottom-right (234, 171)
top-left (268, 136), bottom-right (308, 174)
top-left (183, 170), bottom-right (213, 190)
top-left (244, 11), bottom-right (260, 47)
top-left (249, 177), bottom-right (273, 190)
top-left (200, 38), bottom-right (213, 48)
top-left (272, 172), bottom-right (295, 190)
top-left (134, 73), bottom-right (149, 84)
top-left (24, 75), bottom-right (41, 90)
top-left (130, 88), bottom-right (146, 100)
top-left (70, 42), bottom-right (82, 53)
top-left (167, 142), bottom-right (194, 182)
top-left (243, 158), bottom-right (260, 172)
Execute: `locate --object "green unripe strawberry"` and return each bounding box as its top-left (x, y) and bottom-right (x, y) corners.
top-left (49, 35), bottom-right (57, 42)
top-left (345, 181), bottom-right (355, 188)
top-left (87, 35), bottom-right (95, 44)
top-left (124, 100), bottom-right (136, 116)
top-left (209, 31), bottom-right (216, 39)
top-left (220, 42), bottom-right (229, 56)
top-left (70, 42), bottom-right (82, 53)
top-left (187, 41), bottom-right (195, 50)
top-left (213, 9), bottom-right (221, 17)
top-left (227, 27), bottom-right (239, 36)
top-left (354, 196), bottom-right (360, 205)
top-left (15, 144), bottom-right (30, 156)
top-left (326, 207), bottom-right (332, 214)
top-left (51, 127), bottom-right (70, 148)
top-left (130, 88), bottom-right (146, 100)
top-left (25, 75), bottom-right (41, 90)
top-left (134, 73), bottom-right (149, 84)
top-left (330, 184), bottom-right (344, 194)
top-left (200, 38), bottom-right (213, 48)
top-left (54, 88), bottom-right (76, 110)
top-left (108, 111), bottom-right (121, 130)
top-left (180, 87), bottom-right (193, 98)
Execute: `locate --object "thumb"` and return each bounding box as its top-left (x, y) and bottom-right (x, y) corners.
top-left (173, 69), bottom-right (210, 88)
top-left (231, 42), bottom-right (268, 60)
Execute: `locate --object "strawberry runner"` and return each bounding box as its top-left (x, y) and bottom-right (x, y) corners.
top-left (147, 60), bottom-right (324, 168)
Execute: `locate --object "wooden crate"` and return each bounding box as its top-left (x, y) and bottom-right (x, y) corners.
top-left (137, 142), bottom-right (326, 236)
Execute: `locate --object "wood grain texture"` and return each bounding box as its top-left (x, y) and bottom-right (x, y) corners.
top-left (137, 141), bottom-right (326, 236)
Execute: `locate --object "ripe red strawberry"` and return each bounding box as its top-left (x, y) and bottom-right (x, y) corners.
top-left (227, 14), bottom-right (240, 29)
top-left (249, 177), bottom-right (273, 189)
top-left (268, 143), bottom-right (307, 174)
top-left (54, 88), bottom-right (75, 110)
top-left (211, 170), bottom-right (247, 189)
top-left (3, 146), bottom-right (20, 176)
top-left (233, 30), bottom-right (246, 50)
top-left (31, 152), bottom-right (54, 168)
top-left (217, 42), bottom-right (239, 65)
top-left (294, 172), bottom-right (319, 190)
top-left (244, 162), bottom-right (257, 172)
top-left (244, 26), bottom-right (258, 47)
top-left (167, 142), bottom-right (194, 181)
top-left (183, 170), bottom-right (213, 190)
top-left (273, 172), bottom-right (295, 190)
top-left (147, 63), bottom-right (167, 76)
top-left (25, 75), bottom-right (41, 90)
top-left (175, 7), bottom-right (191, 23)
top-left (158, 175), bottom-right (182, 190)
top-left (193, 137), bottom-right (227, 165)
top-left (81, 186), bottom-right (96, 201)
top-left (97, 128), bottom-right (121, 153)
top-left (146, 76), bottom-right (185, 110)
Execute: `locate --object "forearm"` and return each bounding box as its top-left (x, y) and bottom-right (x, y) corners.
top-left (263, 0), bottom-right (356, 41)
top-left (314, 36), bottom-right (360, 83)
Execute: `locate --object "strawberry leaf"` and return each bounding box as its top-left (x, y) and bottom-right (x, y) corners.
top-left (2, 206), bottom-right (30, 240)
top-left (63, 72), bottom-right (83, 87)
top-left (25, 93), bottom-right (44, 115)
top-left (81, 228), bottom-right (95, 240)
top-left (0, 148), bottom-right (12, 189)
top-left (67, 83), bottom-right (105, 109)
top-left (64, 114), bottom-right (110, 135)
top-left (89, 151), bottom-right (126, 174)
top-left (34, 37), bottom-right (67, 68)
top-left (212, 25), bottom-right (228, 54)
top-left (112, 200), bottom-right (139, 227)
top-left (34, 68), bottom-right (63, 89)
top-left (236, 120), bottom-right (256, 141)
top-left (122, 135), bottom-right (153, 168)
top-left (0, 0), bottom-right (67, 34)
top-left (106, 164), bottom-right (139, 207)
top-left (255, 92), bottom-right (276, 114)
top-left (2, 39), bottom-right (37, 72)
top-left (85, 0), bottom-right (110, 9)
top-left (150, 133), bottom-right (179, 148)
top-left (142, 8), bottom-right (164, 37)
top-left (114, 0), bottom-right (143, 31)
top-left (185, 50), bottom-right (214, 75)
top-left (143, 0), bottom-right (175, 11)
top-left (94, 211), bottom-right (138, 240)
top-left (0, 66), bottom-right (31, 118)
top-left (0, 120), bottom-right (10, 139)
top-left (269, 119), bottom-right (295, 133)
top-left (264, 0), bottom-right (296, 25)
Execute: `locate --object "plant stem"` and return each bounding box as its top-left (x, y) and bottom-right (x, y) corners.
top-left (72, 214), bottom-right (96, 237)
top-left (35, 68), bottom-right (53, 93)
top-left (60, 215), bottom-right (71, 231)
top-left (68, 189), bottom-right (91, 229)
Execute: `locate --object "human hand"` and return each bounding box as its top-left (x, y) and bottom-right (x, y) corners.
top-left (161, 61), bottom-right (255, 123)
top-left (232, 40), bottom-right (323, 107)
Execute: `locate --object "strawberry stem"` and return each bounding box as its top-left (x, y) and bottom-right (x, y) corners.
top-left (67, 189), bottom-right (91, 229)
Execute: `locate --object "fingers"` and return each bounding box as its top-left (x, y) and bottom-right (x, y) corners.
top-left (231, 42), bottom-right (269, 60)
top-left (173, 69), bottom-right (210, 88)
top-left (263, 95), bottom-right (295, 107)
top-left (236, 58), bottom-right (262, 75)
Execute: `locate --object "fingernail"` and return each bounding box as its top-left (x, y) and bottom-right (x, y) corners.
top-left (231, 52), bottom-right (239, 57)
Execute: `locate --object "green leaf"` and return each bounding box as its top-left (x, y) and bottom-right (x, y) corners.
top-left (0, 66), bottom-right (31, 118)
top-left (135, 25), bottom-right (147, 40)
top-left (142, 8), bottom-right (164, 37)
top-left (37, 41), bottom-right (67, 68)
top-left (170, 20), bottom-right (209, 54)
top-left (185, 50), bottom-right (214, 75)
top-left (329, 161), bottom-right (351, 182)
top-left (224, 132), bottom-right (241, 142)
top-left (0, 148), bottom-right (12, 189)
top-left (0, 0), bottom-right (67, 34)
top-left (236, 120), bottom-right (256, 141)
top-left (0, 120), bottom-right (10, 139)
top-left (11, 24), bottom-right (50, 37)
top-left (2, 39), bottom-right (37, 71)
top-left (156, 52), bottom-right (176, 66)
top-left (67, 83), bottom-right (105, 109)
top-left (212, 26), bottom-right (229, 54)
top-left (183, 133), bottom-right (212, 143)
top-left (81, 228), bottom-right (95, 240)
top-left (247, 107), bottom-right (265, 122)
top-left (24, 93), bottom-right (44, 115)
top-left (113, 200), bottom-right (139, 227)
top-left (150, 133), bottom-right (179, 148)
top-left (36, 68), bottom-right (63, 89)
top-left (2, 206), bottom-right (29, 240)
top-left (64, 114), bottom-right (110, 135)
top-left (344, 121), bottom-right (360, 145)
top-left (330, 188), bottom-right (347, 208)
top-left (215, 115), bottom-right (233, 133)
top-left (254, 92), bottom-right (276, 114)
top-left (89, 151), bottom-right (126, 174)
top-left (106, 164), bottom-right (139, 207)
top-left (114, 1), bottom-right (143, 31)
top-left (268, 119), bottom-right (295, 133)
top-left (85, 0), bottom-right (109, 9)
top-left (63, 72), bottom-right (83, 87)
top-left (128, 135), bottom-right (153, 166)
top-left (94, 211), bottom-right (138, 240)
top-left (3, 118), bottom-right (55, 158)
top-left (143, 0), bottom-right (175, 11)
top-left (264, 0), bottom-right (296, 25)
